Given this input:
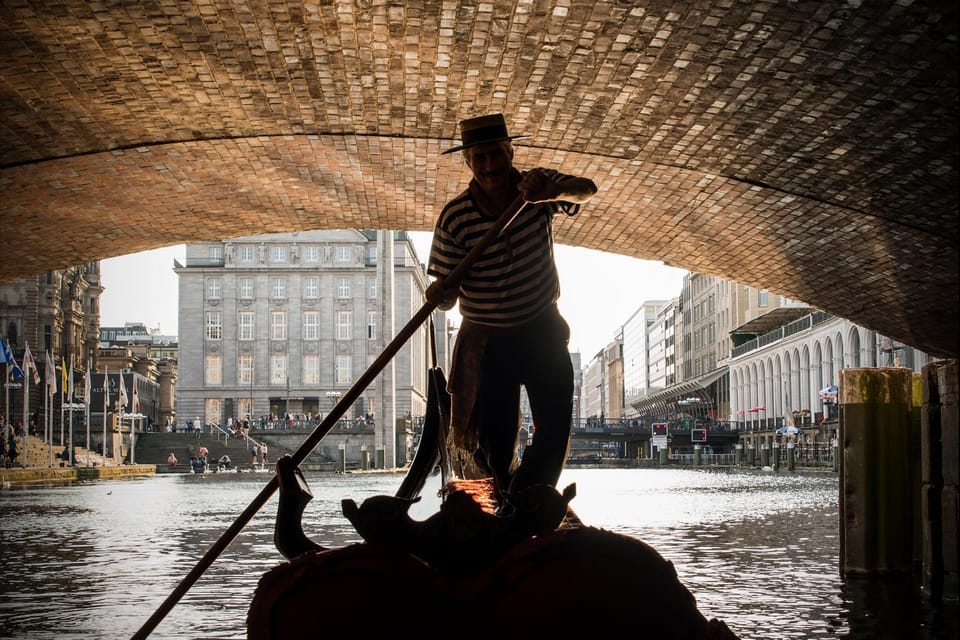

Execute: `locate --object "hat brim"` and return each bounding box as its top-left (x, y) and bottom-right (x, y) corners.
top-left (441, 134), bottom-right (530, 155)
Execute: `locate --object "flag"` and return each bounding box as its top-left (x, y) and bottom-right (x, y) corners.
top-left (118, 372), bottom-right (128, 410)
top-left (132, 378), bottom-right (140, 413)
top-left (61, 359), bottom-right (68, 397)
top-left (82, 365), bottom-right (91, 403)
top-left (45, 350), bottom-right (57, 397)
top-left (68, 361), bottom-right (75, 402)
top-left (22, 342), bottom-right (40, 385)
top-left (0, 338), bottom-right (25, 379)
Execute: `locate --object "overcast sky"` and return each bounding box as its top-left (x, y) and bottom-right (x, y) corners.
top-left (99, 233), bottom-right (688, 362)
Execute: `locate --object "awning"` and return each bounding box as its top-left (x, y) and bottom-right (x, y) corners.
top-left (628, 366), bottom-right (729, 413)
top-left (730, 307), bottom-right (814, 337)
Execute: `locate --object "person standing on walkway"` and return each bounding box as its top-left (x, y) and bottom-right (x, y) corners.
top-left (426, 113), bottom-right (597, 511)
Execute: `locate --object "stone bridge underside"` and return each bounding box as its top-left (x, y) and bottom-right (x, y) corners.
top-left (1, 1), bottom-right (957, 357)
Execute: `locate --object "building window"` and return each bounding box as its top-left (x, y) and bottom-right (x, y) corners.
top-left (335, 354), bottom-right (352, 384)
top-left (303, 245), bottom-right (319, 262)
top-left (205, 354), bottom-right (222, 385)
top-left (367, 276), bottom-right (377, 299)
top-left (239, 277), bottom-right (254, 299)
top-left (336, 311), bottom-right (352, 340)
top-left (271, 354), bottom-right (288, 385)
top-left (367, 312), bottom-right (377, 340)
top-left (303, 311), bottom-right (320, 340)
top-left (206, 311), bottom-right (222, 340)
top-left (207, 278), bottom-right (221, 299)
top-left (304, 276), bottom-right (319, 299)
top-left (238, 354), bottom-right (254, 384)
top-left (239, 245), bottom-right (254, 262)
top-left (239, 312), bottom-right (255, 341)
top-left (238, 397), bottom-right (254, 421)
top-left (303, 354), bottom-right (320, 384)
top-left (209, 246), bottom-right (222, 261)
top-left (271, 278), bottom-right (286, 299)
top-left (336, 277), bottom-right (350, 298)
top-left (336, 245), bottom-right (352, 262)
top-left (271, 246), bottom-right (288, 263)
top-left (367, 245), bottom-right (377, 265)
top-left (271, 311), bottom-right (287, 340)
top-left (758, 289), bottom-right (769, 306)
top-left (205, 398), bottom-right (222, 427)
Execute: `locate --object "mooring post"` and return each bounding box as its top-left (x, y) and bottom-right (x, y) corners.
top-left (919, 359), bottom-right (959, 601)
top-left (839, 368), bottom-right (914, 576)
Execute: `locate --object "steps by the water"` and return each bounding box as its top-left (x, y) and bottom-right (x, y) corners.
top-left (6, 436), bottom-right (113, 469)
top-left (133, 431), bottom-right (300, 471)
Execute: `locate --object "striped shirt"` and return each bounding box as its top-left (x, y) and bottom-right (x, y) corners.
top-left (427, 168), bottom-right (580, 328)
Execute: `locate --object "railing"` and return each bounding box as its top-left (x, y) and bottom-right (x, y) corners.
top-left (669, 453), bottom-right (736, 466)
top-left (183, 257), bottom-right (225, 268)
top-left (250, 417), bottom-right (375, 431)
top-left (730, 310), bottom-right (836, 358)
top-left (571, 418), bottom-right (648, 434)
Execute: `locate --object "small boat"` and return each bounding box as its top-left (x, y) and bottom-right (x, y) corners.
top-left (132, 226), bottom-right (741, 640)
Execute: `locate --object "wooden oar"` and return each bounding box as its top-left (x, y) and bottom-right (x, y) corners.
top-left (131, 195), bottom-right (529, 639)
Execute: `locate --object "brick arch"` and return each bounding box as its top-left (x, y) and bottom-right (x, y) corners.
top-left (0, 1), bottom-right (956, 357)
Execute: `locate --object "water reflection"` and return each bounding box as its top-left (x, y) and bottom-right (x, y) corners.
top-left (0, 468), bottom-right (955, 639)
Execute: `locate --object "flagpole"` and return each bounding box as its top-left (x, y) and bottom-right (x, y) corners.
top-left (22, 353), bottom-right (29, 469)
top-left (103, 366), bottom-right (109, 466)
top-left (48, 387), bottom-right (53, 468)
top-left (68, 362), bottom-right (74, 466)
top-left (59, 362), bottom-right (65, 449)
top-left (85, 360), bottom-right (92, 467)
top-left (43, 354), bottom-right (48, 444)
top-left (45, 350), bottom-right (53, 467)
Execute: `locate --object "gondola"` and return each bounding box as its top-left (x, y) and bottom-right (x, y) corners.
top-left (131, 197), bottom-right (740, 640)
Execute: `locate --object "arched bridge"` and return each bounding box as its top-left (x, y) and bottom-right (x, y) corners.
top-left (1, 1), bottom-right (956, 357)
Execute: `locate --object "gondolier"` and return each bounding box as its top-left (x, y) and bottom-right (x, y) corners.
top-left (426, 113), bottom-right (597, 512)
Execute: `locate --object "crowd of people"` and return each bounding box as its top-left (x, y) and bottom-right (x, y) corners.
top-left (163, 441), bottom-right (265, 473)
top-left (1, 414), bottom-right (23, 468)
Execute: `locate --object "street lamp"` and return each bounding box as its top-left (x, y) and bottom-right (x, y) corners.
top-left (325, 391), bottom-right (342, 422)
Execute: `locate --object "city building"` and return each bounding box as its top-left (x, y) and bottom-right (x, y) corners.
top-left (621, 300), bottom-right (668, 419)
top-left (585, 271), bottom-right (933, 440)
top-left (175, 229), bottom-right (444, 468)
top-left (99, 322), bottom-right (178, 428)
top-left (1, 263), bottom-right (103, 429)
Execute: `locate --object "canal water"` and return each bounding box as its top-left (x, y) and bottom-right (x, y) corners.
top-left (0, 468), bottom-right (955, 639)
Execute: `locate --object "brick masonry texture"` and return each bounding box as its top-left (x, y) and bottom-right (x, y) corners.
top-left (0, 1), bottom-right (956, 358)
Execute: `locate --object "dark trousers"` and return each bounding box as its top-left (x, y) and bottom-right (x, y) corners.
top-left (473, 305), bottom-right (573, 498)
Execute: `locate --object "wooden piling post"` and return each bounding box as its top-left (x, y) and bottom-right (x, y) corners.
top-left (839, 368), bottom-right (913, 576)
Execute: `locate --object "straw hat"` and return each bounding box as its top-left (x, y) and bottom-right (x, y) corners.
top-left (442, 113), bottom-right (529, 155)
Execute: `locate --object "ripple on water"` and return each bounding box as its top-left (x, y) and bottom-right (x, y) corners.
top-left (1, 468), bottom-right (956, 640)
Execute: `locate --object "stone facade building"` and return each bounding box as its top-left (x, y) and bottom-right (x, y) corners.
top-left (583, 272), bottom-right (933, 433)
top-left (98, 322), bottom-right (179, 429)
top-left (175, 230), bottom-right (444, 468)
top-left (0, 263), bottom-right (103, 429)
